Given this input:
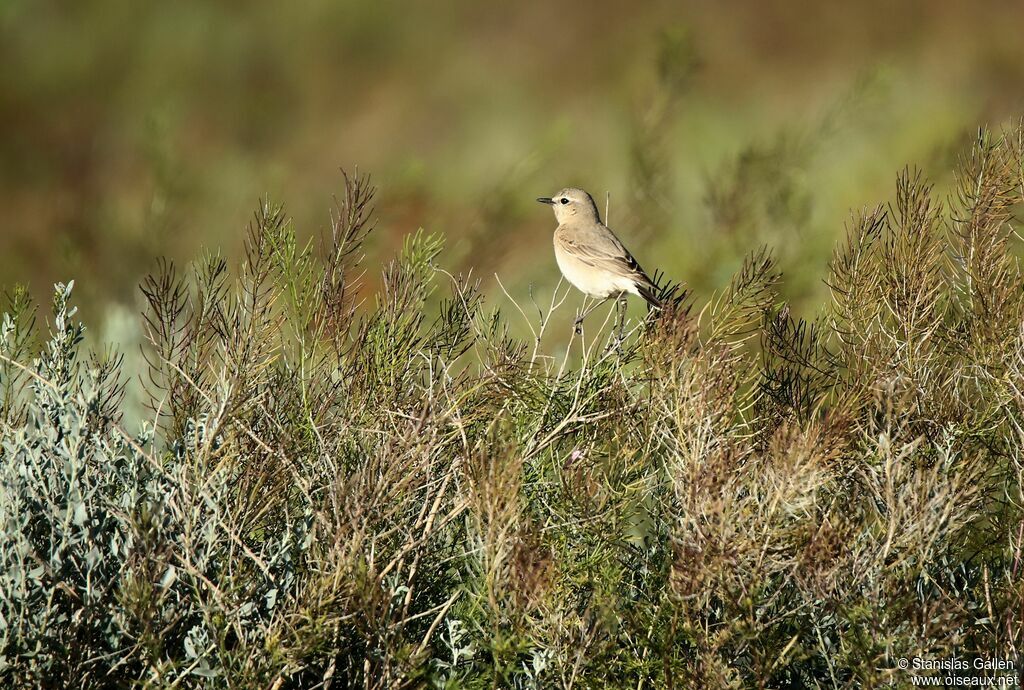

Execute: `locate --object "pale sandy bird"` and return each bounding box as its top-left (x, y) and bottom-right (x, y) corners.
top-left (537, 187), bottom-right (661, 332)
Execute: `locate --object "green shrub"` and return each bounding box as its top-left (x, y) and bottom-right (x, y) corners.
top-left (1, 134), bottom-right (1022, 688)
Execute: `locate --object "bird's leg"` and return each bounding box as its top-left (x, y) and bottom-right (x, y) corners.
top-left (574, 297), bottom-right (609, 334)
top-left (604, 295), bottom-right (628, 356)
top-left (615, 294), bottom-right (628, 341)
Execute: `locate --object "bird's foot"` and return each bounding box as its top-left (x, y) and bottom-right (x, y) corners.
top-left (603, 334), bottom-right (625, 357)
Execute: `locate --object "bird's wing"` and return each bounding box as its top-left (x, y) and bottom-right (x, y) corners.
top-left (556, 224), bottom-right (656, 288)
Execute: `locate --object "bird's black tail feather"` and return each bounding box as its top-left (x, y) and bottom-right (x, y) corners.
top-left (636, 282), bottom-right (662, 310)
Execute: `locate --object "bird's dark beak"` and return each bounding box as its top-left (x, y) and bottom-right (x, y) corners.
top-left (536, 197), bottom-right (555, 205)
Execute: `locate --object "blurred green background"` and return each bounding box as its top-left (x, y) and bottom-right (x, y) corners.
top-left (3, 0), bottom-right (1024, 336)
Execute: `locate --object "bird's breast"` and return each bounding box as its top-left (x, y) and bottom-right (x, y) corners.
top-left (554, 241), bottom-right (634, 299)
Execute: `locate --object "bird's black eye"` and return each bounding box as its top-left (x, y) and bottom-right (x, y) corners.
top-left (560, 198), bottom-right (569, 205)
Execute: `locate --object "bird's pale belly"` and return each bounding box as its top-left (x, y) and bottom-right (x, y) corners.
top-left (554, 246), bottom-right (638, 299)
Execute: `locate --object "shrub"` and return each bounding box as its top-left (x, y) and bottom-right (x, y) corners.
top-left (0, 133), bottom-right (1022, 688)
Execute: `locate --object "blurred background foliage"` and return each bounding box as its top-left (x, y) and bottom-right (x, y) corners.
top-left (2, 0), bottom-right (1024, 335)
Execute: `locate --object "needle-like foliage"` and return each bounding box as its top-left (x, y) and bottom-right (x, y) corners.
top-left (1, 129), bottom-right (1022, 688)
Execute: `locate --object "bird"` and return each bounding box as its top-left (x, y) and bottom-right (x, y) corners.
top-left (537, 187), bottom-right (661, 333)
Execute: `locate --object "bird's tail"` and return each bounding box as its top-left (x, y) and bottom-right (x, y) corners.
top-left (636, 281), bottom-right (662, 310)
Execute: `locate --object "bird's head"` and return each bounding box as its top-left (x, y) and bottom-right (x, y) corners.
top-left (537, 187), bottom-right (600, 224)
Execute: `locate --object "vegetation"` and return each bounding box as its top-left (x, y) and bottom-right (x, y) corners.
top-left (1, 128), bottom-right (1022, 688)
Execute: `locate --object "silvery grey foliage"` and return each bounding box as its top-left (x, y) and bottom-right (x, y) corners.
top-left (0, 281), bottom-right (314, 688)
top-left (0, 281), bottom-right (142, 684)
